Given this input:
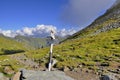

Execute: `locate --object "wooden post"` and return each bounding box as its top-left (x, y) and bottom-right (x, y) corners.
top-left (48, 44), bottom-right (53, 71)
top-left (48, 30), bottom-right (55, 71)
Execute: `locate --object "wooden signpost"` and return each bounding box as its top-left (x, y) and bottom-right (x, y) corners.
top-left (48, 30), bottom-right (55, 71)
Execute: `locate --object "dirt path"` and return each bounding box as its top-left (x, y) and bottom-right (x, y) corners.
top-left (65, 69), bottom-right (99, 80)
top-left (10, 54), bottom-right (39, 69)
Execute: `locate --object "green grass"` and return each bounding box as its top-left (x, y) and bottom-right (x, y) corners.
top-left (0, 28), bottom-right (119, 77)
top-left (22, 27), bottom-right (120, 70)
top-left (0, 36), bottom-right (26, 55)
top-left (0, 36), bottom-right (27, 75)
top-left (0, 27), bottom-right (120, 75)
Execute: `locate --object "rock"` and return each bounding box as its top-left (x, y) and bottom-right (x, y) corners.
top-left (100, 72), bottom-right (119, 80)
top-left (108, 69), bottom-right (120, 74)
top-left (11, 72), bottom-right (21, 80)
top-left (3, 66), bottom-right (14, 75)
top-left (116, 68), bottom-right (120, 74)
top-left (63, 66), bottom-right (70, 72)
top-left (0, 73), bottom-right (9, 80)
top-left (77, 64), bottom-right (82, 68)
top-left (21, 69), bottom-right (35, 79)
top-left (0, 73), bottom-right (4, 78)
top-left (72, 68), bottom-right (78, 72)
top-left (51, 58), bottom-right (58, 67)
top-left (101, 62), bottom-right (109, 66)
top-left (100, 75), bottom-right (110, 80)
top-left (20, 69), bottom-right (74, 80)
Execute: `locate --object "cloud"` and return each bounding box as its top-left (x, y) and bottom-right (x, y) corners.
top-left (57, 28), bottom-right (76, 37)
top-left (0, 29), bottom-right (17, 37)
top-left (61, 0), bottom-right (116, 27)
top-left (16, 25), bottom-right (57, 37)
top-left (0, 25), bottom-right (77, 38)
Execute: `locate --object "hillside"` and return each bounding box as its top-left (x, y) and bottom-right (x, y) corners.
top-left (0, 35), bottom-right (26, 55)
top-left (14, 35), bottom-right (65, 50)
top-left (0, 35), bottom-right (65, 77)
top-left (22, 1), bottom-right (120, 78)
top-left (14, 36), bottom-right (47, 49)
top-left (0, 35), bottom-right (27, 77)
top-left (27, 27), bottom-right (120, 69)
top-left (65, 1), bottom-right (120, 40)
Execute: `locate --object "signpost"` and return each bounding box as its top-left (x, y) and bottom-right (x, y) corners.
top-left (48, 30), bottom-right (55, 71)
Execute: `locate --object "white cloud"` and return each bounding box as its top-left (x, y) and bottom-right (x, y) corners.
top-left (57, 28), bottom-right (76, 37)
top-left (0, 25), bottom-right (77, 38)
top-left (0, 30), bottom-right (17, 38)
top-left (31, 25), bottom-right (57, 37)
top-left (22, 27), bottom-right (33, 35)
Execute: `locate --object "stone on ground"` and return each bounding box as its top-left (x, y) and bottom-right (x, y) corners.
top-left (21, 69), bottom-right (74, 80)
top-left (0, 72), bottom-right (9, 80)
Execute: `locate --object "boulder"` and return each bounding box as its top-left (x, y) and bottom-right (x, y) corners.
top-left (100, 75), bottom-right (110, 80)
top-left (63, 66), bottom-right (70, 72)
top-left (20, 69), bottom-right (74, 80)
top-left (100, 72), bottom-right (119, 80)
top-left (3, 66), bottom-right (14, 75)
top-left (0, 73), bottom-right (4, 79)
top-left (0, 73), bottom-right (9, 80)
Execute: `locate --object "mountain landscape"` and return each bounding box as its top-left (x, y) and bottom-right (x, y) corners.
top-left (14, 35), bottom-right (47, 49)
top-left (0, 0), bottom-right (120, 80)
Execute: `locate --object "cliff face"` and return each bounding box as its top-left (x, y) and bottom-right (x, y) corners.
top-left (67, 0), bottom-right (120, 39)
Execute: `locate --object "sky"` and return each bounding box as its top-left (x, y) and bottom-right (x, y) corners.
top-left (0, 0), bottom-right (116, 37)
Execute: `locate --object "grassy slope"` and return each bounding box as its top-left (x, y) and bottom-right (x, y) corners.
top-left (0, 36), bottom-right (26, 54)
top-left (25, 28), bottom-right (120, 70)
top-left (0, 28), bottom-right (119, 75)
top-left (56, 28), bottom-right (120, 68)
top-left (0, 36), bottom-right (26, 75)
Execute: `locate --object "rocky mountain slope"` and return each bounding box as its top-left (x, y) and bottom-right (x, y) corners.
top-left (14, 36), bottom-right (47, 49)
top-left (14, 35), bottom-right (65, 49)
top-left (65, 0), bottom-right (120, 40)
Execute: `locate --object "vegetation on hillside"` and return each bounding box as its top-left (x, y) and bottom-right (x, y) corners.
top-left (0, 36), bottom-right (26, 55)
top-left (14, 36), bottom-right (47, 49)
top-left (0, 36), bottom-right (26, 76)
top-left (24, 27), bottom-right (120, 71)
